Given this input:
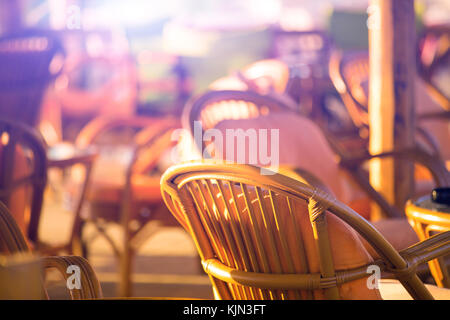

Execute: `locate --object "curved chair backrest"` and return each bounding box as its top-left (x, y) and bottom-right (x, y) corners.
top-left (0, 118), bottom-right (47, 244)
top-left (182, 90), bottom-right (296, 154)
top-left (161, 161), bottom-right (439, 300)
top-left (0, 30), bottom-right (64, 126)
top-left (329, 50), bottom-right (369, 128)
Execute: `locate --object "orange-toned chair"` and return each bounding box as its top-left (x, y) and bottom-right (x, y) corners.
top-left (406, 195), bottom-right (450, 288)
top-left (0, 118), bottom-right (96, 257)
top-left (72, 116), bottom-right (181, 296)
top-left (160, 161), bottom-right (450, 299)
top-left (328, 50), bottom-right (449, 160)
top-left (0, 118), bottom-right (47, 248)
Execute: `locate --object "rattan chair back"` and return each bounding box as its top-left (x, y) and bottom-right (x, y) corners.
top-left (0, 118), bottom-right (47, 244)
top-left (182, 90), bottom-right (295, 155)
top-left (329, 51), bottom-right (369, 128)
top-left (161, 161), bottom-right (446, 300)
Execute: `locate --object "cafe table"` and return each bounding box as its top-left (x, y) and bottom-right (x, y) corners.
top-left (405, 194), bottom-right (450, 288)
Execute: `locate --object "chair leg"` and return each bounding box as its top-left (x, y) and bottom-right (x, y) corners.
top-left (429, 256), bottom-right (450, 288)
top-left (118, 244), bottom-right (134, 297)
top-left (70, 220), bottom-right (87, 257)
top-left (399, 274), bottom-right (434, 300)
top-left (68, 163), bottom-right (93, 254)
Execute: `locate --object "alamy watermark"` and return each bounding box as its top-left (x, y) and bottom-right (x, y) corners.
top-left (367, 265), bottom-right (381, 289)
top-left (170, 121), bottom-right (280, 175)
top-left (66, 265), bottom-right (81, 290)
top-left (66, 5), bottom-right (82, 30)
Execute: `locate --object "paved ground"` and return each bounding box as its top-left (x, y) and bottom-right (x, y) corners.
top-left (40, 178), bottom-right (214, 299)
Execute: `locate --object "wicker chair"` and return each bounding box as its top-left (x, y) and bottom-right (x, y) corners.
top-left (270, 29), bottom-right (334, 117)
top-left (210, 59), bottom-right (290, 94)
top-left (406, 197), bottom-right (450, 288)
top-left (0, 118), bottom-right (47, 248)
top-left (0, 30), bottom-right (64, 128)
top-left (328, 50), bottom-right (448, 159)
top-left (0, 201), bottom-right (102, 299)
top-left (72, 116), bottom-right (180, 296)
top-left (182, 90), bottom-right (297, 142)
top-left (0, 118), bottom-right (98, 257)
top-left (182, 90), bottom-right (450, 220)
top-left (160, 161), bottom-right (450, 299)
top-left (209, 59), bottom-right (298, 111)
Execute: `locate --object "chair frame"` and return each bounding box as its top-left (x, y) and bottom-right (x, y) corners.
top-left (406, 198), bottom-right (450, 288)
top-left (161, 161), bottom-right (450, 300)
top-left (0, 118), bottom-right (96, 257)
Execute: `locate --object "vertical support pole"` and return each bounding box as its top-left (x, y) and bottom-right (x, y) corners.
top-left (368, 0), bottom-right (416, 220)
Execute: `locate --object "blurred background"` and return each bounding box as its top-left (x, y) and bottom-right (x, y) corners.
top-left (2, 0), bottom-right (448, 126)
top-left (0, 0), bottom-right (449, 299)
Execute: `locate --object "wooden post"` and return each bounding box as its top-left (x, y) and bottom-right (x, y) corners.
top-left (368, 0), bottom-right (416, 220)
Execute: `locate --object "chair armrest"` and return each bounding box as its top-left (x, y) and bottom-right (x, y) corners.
top-left (41, 256), bottom-right (102, 299)
top-left (75, 116), bottom-right (159, 148)
top-left (399, 231), bottom-right (450, 270)
top-left (418, 110), bottom-right (450, 120)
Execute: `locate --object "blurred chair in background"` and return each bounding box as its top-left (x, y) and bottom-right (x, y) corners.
top-left (41, 30), bottom-right (138, 143)
top-left (71, 116), bottom-right (180, 296)
top-left (209, 59), bottom-right (298, 111)
top-left (329, 50), bottom-right (449, 162)
top-left (0, 118), bottom-right (96, 257)
top-left (0, 118), bottom-right (47, 245)
top-left (209, 59), bottom-right (290, 94)
top-left (270, 28), bottom-right (334, 120)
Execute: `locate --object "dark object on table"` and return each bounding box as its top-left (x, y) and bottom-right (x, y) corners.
top-left (432, 187), bottom-right (450, 205)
